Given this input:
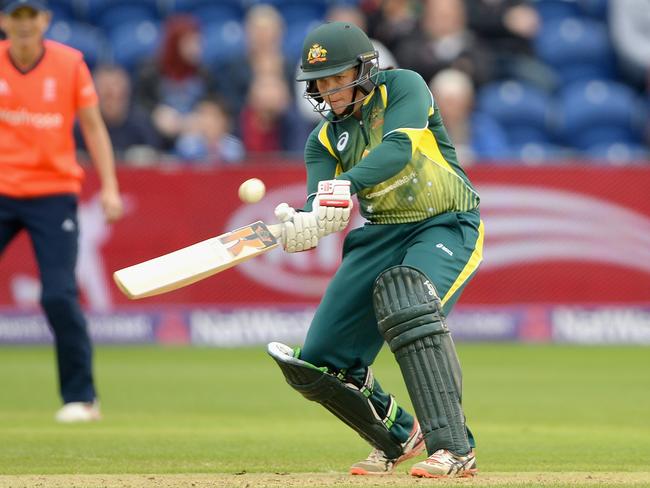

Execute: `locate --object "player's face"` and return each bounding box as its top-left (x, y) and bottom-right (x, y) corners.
top-left (1, 7), bottom-right (51, 49)
top-left (315, 68), bottom-right (359, 116)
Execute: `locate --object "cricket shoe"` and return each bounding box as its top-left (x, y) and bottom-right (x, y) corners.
top-left (55, 401), bottom-right (101, 423)
top-left (410, 448), bottom-right (477, 478)
top-left (349, 421), bottom-right (425, 475)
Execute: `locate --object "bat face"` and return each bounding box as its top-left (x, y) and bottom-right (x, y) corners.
top-left (113, 221), bottom-right (280, 299)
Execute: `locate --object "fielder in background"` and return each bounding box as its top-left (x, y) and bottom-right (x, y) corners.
top-left (268, 21), bottom-right (484, 478)
top-left (0, 0), bottom-right (123, 422)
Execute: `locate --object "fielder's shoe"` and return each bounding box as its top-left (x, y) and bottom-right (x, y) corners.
top-left (410, 448), bottom-right (477, 478)
top-left (55, 401), bottom-right (101, 423)
top-left (349, 421), bottom-right (425, 475)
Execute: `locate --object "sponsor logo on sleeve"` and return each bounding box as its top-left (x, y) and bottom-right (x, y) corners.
top-left (336, 131), bottom-right (349, 151)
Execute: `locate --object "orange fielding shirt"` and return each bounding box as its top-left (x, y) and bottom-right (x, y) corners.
top-left (0, 40), bottom-right (98, 197)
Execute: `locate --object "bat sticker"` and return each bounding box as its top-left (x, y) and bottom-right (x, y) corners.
top-left (219, 222), bottom-right (277, 257)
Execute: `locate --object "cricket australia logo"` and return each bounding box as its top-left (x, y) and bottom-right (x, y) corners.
top-left (369, 107), bottom-right (384, 129)
top-left (337, 131), bottom-right (349, 151)
top-left (307, 44), bottom-right (328, 64)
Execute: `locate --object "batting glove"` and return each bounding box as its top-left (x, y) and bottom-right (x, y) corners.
top-left (274, 203), bottom-right (319, 253)
top-left (312, 180), bottom-right (353, 237)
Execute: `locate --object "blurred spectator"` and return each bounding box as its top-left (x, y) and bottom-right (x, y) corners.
top-left (430, 69), bottom-right (509, 163)
top-left (364, 0), bottom-right (418, 54)
top-left (394, 0), bottom-right (493, 86)
top-left (240, 73), bottom-right (307, 155)
top-left (296, 4), bottom-right (399, 124)
top-left (328, 4), bottom-right (398, 69)
top-left (174, 98), bottom-right (245, 164)
top-left (135, 15), bottom-right (218, 150)
top-left (464, 0), bottom-right (555, 91)
top-left (610, 0), bottom-right (650, 91)
top-left (75, 65), bottom-right (161, 164)
top-left (215, 4), bottom-right (294, 117)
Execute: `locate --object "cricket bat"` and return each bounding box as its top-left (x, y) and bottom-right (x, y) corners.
top-left (113, 221), bottom-right (281, 299)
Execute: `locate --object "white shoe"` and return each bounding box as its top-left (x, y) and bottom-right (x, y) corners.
top-left (349, 421), bottom-right (425, 475)
top-left (55, 401), bottom-right (101, 423)
top-left (410, 448), bottom-right (477, 478)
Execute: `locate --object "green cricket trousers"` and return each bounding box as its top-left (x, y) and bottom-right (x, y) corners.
top-left (300, 209), bottom-right (483, 444)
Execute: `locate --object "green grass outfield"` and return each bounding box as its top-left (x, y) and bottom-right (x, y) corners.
top-left (0, 344), bottom-right (649, 488)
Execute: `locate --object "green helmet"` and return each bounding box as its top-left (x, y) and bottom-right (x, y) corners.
top-left (297, 21), bottom-right (379, 121)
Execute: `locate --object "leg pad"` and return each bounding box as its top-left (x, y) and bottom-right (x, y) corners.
top-left (373, 265), bottom-right (470, 455)
top-left (268, 342), bottom-right (403, 459)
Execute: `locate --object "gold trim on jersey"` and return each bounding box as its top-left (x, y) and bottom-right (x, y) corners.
top-left (363, 88), bottom-right (374, 105)
top-left (418, 130), bottom-right (456, 174)
top-left (441, 220), bottom-right (485, 306)
top-left (362, 84), bottom-right (387, 107)
top-left (394, 127), bottom-right (426, 156)
top-left (318, 122), bottom-right (339, 161)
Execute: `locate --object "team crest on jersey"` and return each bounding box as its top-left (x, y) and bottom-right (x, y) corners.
top-left (43, 77), bottom-right (57, 102)
top-left (0, 79), bottom-right (9, 95)
top-left (307, 44), bottom-right (328, 64)
top-left (369, 107), bottom-right (384, 129)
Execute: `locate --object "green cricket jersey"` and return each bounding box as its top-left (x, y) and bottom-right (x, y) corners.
top-left (303, 69), bottom-right (480, 224)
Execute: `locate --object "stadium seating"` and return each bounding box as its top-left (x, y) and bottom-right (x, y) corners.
top-left (48, 0), bottom-right (79, 23)
top-left (584, 143), bottom-right (650, 163)
top-left (534, 17), bottom-right (615, 86)
top-left (283, 19), bottom-right (322, 60)
top-left (35, 0), bottom-right (644, 164)
top-left (171, 0), bottom-right (242, 14)
top-left (190, 4), bottom-right (245, 26)
top-left (201, 20), bottom-right (246, 67)
top-left (577, 0), bottom-right (608, 20)
top-left (83, 0), bottom-right (161, 28)
top-left (272, 0), bottom-right (328, 26)
top-left (556, 80), bottom-right (647, 151)
top-left (108, 20), bottom-right (161, 71)
top-left (533, 0), bottom-right (583, 22)
top-left (46, 21), bottom-right (107, 68)
top-left (97, 6), bottom-right (160, 32)
top-left (509, 142), bottom-right (573, 164)
top-left (477, 81), bottom-right (553, 148)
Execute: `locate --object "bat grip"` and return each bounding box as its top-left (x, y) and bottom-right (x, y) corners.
top-left (268, 223), bottom-right (283, 239)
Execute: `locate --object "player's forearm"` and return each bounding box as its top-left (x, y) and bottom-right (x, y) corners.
top-left (80, 119), bottom-right (119, 192)
top-left (337, 132), bottom-right (412, 193)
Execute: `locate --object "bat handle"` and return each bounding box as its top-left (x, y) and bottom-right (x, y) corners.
top-left (268, 223), bottom-right (282, 239)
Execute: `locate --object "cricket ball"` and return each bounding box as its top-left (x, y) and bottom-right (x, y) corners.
top-left (238, 178), bottom-right (266, 204)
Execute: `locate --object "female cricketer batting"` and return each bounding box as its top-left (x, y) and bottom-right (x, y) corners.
top-left (267, 21), bottom-right (484, 478)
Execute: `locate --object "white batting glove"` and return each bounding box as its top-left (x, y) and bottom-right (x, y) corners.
top-left (312, 180), bottom-right (353, 237)
top-left (274, 203), bottom-right (319, 253)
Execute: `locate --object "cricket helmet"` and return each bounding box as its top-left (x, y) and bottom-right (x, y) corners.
top-left (297, 21), bottom-right (378, 121)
